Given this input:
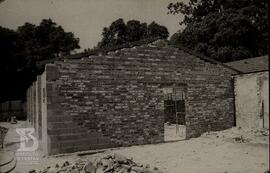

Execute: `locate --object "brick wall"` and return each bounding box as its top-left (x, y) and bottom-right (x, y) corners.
top-left (41, 40), bottom-right (236, 155)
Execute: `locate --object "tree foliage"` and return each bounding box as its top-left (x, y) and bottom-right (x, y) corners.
top-left (168, 0), bottom-right (268, 62)
top-left (97, 19), bottom-right (169, 48)
top-left (18, 19), bottom-right (80, 64)
top-left (0, 19), bottom-right (80, 101)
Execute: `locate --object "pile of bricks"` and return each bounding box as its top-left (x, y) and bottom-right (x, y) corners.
top-left (30, 153), bottom-right (162, 173)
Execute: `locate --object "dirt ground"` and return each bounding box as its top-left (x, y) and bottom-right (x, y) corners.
top-left (164, 123), bottom-right (186, 141)
top-left (0, 121), bottom-right (269, 173)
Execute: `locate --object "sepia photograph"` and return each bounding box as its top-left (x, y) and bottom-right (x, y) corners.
top-left (0, 0), bottom-right (269, 172)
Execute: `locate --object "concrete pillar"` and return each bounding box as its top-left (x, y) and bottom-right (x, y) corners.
top-left (30, 85), bottom-right (33, 124)
top-left (26, 88), bottom-right (29, 121)
top-left (28, 87), bottom-right (30, 122)
top-left (34, 81), bottom-right (38, 137)
top-left (41, 71), bottom-right (48, 154)
top-left (34, 81), bottom-right (38, 132)
top-left (37, 76), bottom-right (42, 139)
top-left (32, 82), bottom-right (36, 128)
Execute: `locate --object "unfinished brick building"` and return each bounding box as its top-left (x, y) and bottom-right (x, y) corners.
top-left (27, 40), bottom-right (238, 155)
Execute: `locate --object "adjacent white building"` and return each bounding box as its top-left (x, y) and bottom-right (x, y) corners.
top-left (226, 56), bottom-right (269, 129)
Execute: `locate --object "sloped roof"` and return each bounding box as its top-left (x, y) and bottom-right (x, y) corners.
top-left (225, 56), bottom-right (269, 73)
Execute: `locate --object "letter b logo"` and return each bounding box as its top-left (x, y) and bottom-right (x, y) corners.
top-left (16, 128), bottom-right (38, 152)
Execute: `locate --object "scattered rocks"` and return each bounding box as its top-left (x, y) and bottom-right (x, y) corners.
top-left (233, 135), bottom-right (250, 143)
top-left (84, 161), bottom-right (97, 173)
top-left (202, 127), bottom-right (269, 144)
top-left (29, 169), bottom-right (37, 173)
top-left (31, 153), bottom-right (162, 173)
top-left (253, 129), bottom-right (269, 136)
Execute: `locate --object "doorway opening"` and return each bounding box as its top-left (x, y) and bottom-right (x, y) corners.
top-left (163, 85), bottom-right (186, 141)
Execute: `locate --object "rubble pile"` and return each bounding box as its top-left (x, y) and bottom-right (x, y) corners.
top-left (202, 127), bottom-right (269, 144)
top-left (30, 153), bottom-right (162, 173)
top-left (233, 135), bottom-right (250, 143)
top-left (252, 128), bottom-right (269, 136)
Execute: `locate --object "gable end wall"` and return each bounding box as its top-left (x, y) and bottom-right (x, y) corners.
top-left (45, 43), bottom-right (235, 155)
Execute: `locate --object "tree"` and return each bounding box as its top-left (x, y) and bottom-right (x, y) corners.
top-left (99, 18), bottom-right (127, 48)
top-left (168, 0), bottom-right (268, 62)
top-left (126, 20), bottom-right (147, 42)
top-left (18, 19), bottom-right (80, 61)
top-left (148, 22), bottom-right (169, 39)
top-left (0, 19), bottom-right (80, 101)
top-left (97, 19), bottom-right (169, 48)
top-left (0, 26), bottom-right (21, 72)
top-left (0, 26), bottom-right (27, 101)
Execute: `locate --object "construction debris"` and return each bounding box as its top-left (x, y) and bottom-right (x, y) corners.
top-left (30, 153), bottom-right (162, 173)
top-left (202, 127), bottom-right (269, 144)
top-left (233, 135), bottom-right (250, 143)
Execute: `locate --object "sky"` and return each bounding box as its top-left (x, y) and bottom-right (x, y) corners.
top-left (0, 0), bottom-right (185, 50)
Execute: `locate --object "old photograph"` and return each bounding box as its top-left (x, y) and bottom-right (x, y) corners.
top-left (0, 0), bottom-right (269, 172)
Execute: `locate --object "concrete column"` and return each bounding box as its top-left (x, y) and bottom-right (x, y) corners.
top-left (34, 81), bottom-right (38, 132)
top-left (34, 80), bottom-right (38, 137)
top-left (28, 87), bottom-right (30, 122)
top-left (41, 71), bottom-right (48, 154)
top-left (32, 82), bottom-right (36, 128)
top-left (29, 85), bottom-right (33, 124)
top-left (26, 88), bottom-right (29, 121)
top-left (31, 85), bottom-right (34, 125)
top-left (37, 76), bottom-right (42, 139)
